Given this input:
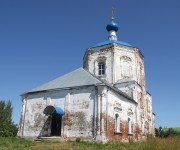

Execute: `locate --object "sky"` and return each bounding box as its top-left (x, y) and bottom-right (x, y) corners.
top-left (0, 0), bottom-right (180, 128)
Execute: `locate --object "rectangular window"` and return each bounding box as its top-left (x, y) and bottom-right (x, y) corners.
top-left (98, 62), bottom-right (105, 75)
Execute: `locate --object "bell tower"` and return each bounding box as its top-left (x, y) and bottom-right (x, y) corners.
top-left (83, 16), bottom-right (146, 88)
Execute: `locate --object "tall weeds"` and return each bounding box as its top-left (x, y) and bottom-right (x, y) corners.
top-left (0, 137), bottom-right (179, 150)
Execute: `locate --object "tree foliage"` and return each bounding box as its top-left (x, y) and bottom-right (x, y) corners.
top-left (156, 126), bottom-right (180, 138)
top-left (0, 100), bottom-right (18, 137)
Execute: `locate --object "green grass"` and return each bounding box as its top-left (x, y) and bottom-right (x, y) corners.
top-left (0, 137), bottom-right (180, 150)
top-left (0, 137), bottom-right (34, 150)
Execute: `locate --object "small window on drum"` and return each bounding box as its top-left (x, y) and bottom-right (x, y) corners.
top-left (98, 62), bottom-right (105, 75)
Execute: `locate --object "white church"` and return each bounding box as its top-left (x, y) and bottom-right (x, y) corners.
top-left (18, 15), bottom-right (155, 142)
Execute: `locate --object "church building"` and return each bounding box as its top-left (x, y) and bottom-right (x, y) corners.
top-left (18, 15), bottom-right (155, 142)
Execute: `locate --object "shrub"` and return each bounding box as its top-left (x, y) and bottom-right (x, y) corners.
top-left (76, 138), bottom-right (81, 142)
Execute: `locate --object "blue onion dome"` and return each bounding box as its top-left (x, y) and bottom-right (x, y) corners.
top-left (106, 21), bottom-right (119, 32)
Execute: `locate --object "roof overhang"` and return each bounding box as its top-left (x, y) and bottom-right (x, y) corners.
top-left (43, 105), bottom-right (64, 115)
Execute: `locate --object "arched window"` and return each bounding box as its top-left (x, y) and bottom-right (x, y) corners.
top-left (128, 118), bottom-right (132, 134)
top-left (115, 113), bottom-right (120, 133)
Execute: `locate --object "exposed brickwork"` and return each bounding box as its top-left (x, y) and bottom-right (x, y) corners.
top-left (64, 113), bottom-right (73, 129)
top-left (107, 119), bottom-right (143, 142)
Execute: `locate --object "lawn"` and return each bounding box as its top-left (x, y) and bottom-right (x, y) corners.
top-left (0, 137), bottom-right (180, 150)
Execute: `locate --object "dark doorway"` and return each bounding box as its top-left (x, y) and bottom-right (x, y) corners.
top-left (51, 114), bottom-right (62, 136)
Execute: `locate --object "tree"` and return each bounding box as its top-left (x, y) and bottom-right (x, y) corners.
top-left (158, 126), bottom-right (165, 138)
top-left (155, 128), bottom-right (159, 137)
top-left (0, 100), bottom-right (18, 137)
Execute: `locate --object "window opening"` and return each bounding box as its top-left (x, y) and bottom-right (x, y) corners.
top-left (98, 62), bottom-right (105, 75)
top-left (128, 118), bottom-right (132, 134)
top-left (115, 114), bottom-right (120, 133)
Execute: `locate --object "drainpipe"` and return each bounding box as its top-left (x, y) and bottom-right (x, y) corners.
top-left (92, 86), bottom-right (98, 141)
top-left (106, 88), bottom-right (109, 139)
top-left (135, 104), bottom-right (138, 139)
top-left (100, 93), bottom-right (102, 136)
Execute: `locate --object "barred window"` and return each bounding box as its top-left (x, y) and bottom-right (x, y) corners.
top-left (98, 62), bottom-right (105, 75)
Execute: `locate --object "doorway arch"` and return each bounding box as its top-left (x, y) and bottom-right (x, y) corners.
top-left (43, 105), bottom-right (64, 136)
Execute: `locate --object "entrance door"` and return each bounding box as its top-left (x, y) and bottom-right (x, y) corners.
top-left (51, 114), bottom-right (62, 136)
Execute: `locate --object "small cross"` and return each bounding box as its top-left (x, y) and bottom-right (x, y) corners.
top-left (112, 7), bottom-right (116, 20)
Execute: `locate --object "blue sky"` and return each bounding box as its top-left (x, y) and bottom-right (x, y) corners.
top-left (0, 0), bottom-right (180, 128)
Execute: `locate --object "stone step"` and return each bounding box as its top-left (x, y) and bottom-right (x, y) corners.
top-left (34, 136), bottom-right (66, 142)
